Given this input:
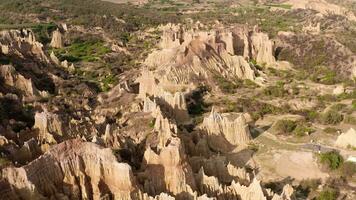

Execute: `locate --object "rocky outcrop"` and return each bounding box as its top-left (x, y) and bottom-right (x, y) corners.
top-left (142, 137), bottom-right (197, 197)
top-left (190, 155), bottom-right (251, 185)
top-left (335, 128), bottom-right (356, 148)
top-left (0, 139), bottom-right (138, 200)
top-left (141, 103), bottom-right (196, 197)
top-left (50, 29), bottom-right (64, 48)
top-left (34, 109), bottom-right (99, 145)
top-left (139, 81), bottom-right (190, 124)
top-left (138, 23), bottom-right (276, 94)
top-left (202, 108), bottom-right (252, 152)
top-left (0, 65), bottom-right (47, 98)
top-left (34, 110), bottom-right (64, 144)
top-left (250, 30), bottom-right (276, 65)
top-left (0, 29), bottom-right (49, 63)
top-left (196, 169), bottom-right (294, 200)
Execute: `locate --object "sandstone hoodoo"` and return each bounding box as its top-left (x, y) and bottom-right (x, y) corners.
top-left (141, 23), bottom-right (275, 91)
top-left (202, 108), bottom-right (252, 152)
top-left (1, 0), bottom-right (356, 199)
top-left (50, 29), bottom-right (64, 49)
top-left (1, 139), bottom-right (138, 200)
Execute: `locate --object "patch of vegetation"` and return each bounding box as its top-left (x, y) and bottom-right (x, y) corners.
top-left (323, 127), bottom-right (339, 134)
top-left (263, 81), bottom-right (288, 98)
top-left (272, 119), bottom-right (314, 136)
top-left (0, 157), bottom-right (11, 169)
top-left (320, 110), bottom-right (344, 125)
top-left (319, 151), bottom-right (343, 170)
top-left (0, 0), bottom-right (183, 39)
top-left (301, 110), bottom-right (320, 122)
top-left (267, 68), bottom-right (295, 81)
top-left (272, 119), bottom-right (297, 135)
top-left (222, 98), bottom-right (290, 121)
top-left (100, 74), bottom-right (115, 92)
top-left (293, 123), bottom-right (315, 137)
top-left (215, 76), bottom-right (241, 94)
top-left (278, 40), bottom-right (334, 77)
top-left (187, 86), bottom-right (210, 116)
top-left (266, 4), bottom-right (292, 9)
top-left (352, 100), bottom-right (356, 110)
top-left (148, 118), bottom-right (156, 128)
top-left (309, 66), bottom-right (339, 85)
top-left (188, 5), bottom-right (301, 37)
top-left (53, 38), bottom-right (110, 62)
top-left (316, 187), bottom-right (338, 200)
top-left (330, 103), bottom-right (347, 112)
top-left (296, 179), bottom-right (321, 199)
top-left (243, 79), bottom-right (260, 89)
top-left (32, 23), bottom-right (57, 44)
top-left (339, 162), bottom-right (356, 178)
top-left (343, 115), bottom-right (356, 125)
top-left (317, 94), bottom-right (337, 103)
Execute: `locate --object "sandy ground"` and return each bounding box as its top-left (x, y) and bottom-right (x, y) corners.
top-left (256, 150), bottom-right (329, 181)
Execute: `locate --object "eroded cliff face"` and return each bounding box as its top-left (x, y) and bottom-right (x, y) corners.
top-left (1, 139), bottom-right (138, 200)
top-left (0, 25), bottom-right (297, 200)
top-left (138, 23), bottom-right (280, 95)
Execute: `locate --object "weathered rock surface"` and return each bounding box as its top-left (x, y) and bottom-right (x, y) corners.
top-left (202, 108), bottom-right (252, 152)
top-left (0, 139), bottom-right (138, 200)
top-left (0, 65), bottom-right (47, 98)
top-left (139, 23), bottom-right (276, 94)
top-left (50, 29), bottom-right (64, 48)
top-left (335, 128), bottom-right (356, 148)
top-left (0, 29), bottom-right (49, 63)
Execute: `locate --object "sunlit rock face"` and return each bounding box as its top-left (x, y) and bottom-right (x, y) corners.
top-left (202, 108), bottom-right (252, 152)
top-left (0, 29), bottom-right (50, 63)
top-left (335, 128), bottom-right (356, 149)
top-left (0, 139), bottom-right (138, 200)
top-left (50, 29), bottom-right (64, 48)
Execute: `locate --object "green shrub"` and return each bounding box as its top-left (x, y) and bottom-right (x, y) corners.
top-left (293, 123), bottom-right (315, 137)
top-left (319, 151), bottom-right (343, 170)
top-left (101, 74), bottom-right (115, 92)
top-left (263, 82), bottom-right (287, 97)
top-left (299, 109), bottom-right (321, 122)
top-left (215, 76), bottom-right (241, 94)
top-left (316, 187), bottom-right (338, 200)
top-left (148, 118), bottom-right (156, 128)
top-left (321, 110), bottom-right (343, 125)
top-left (352, 100), bottom-right (356, 110)
top-left (330, 103), bottom-right (347, 112)
top-left (273, 119), bottom-right (297, 135)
